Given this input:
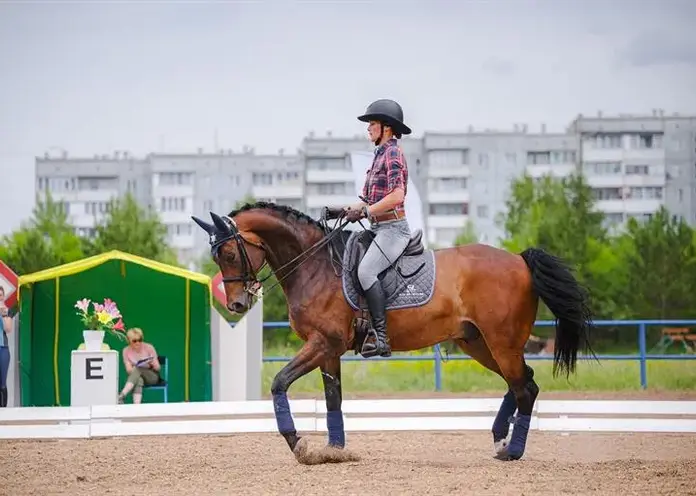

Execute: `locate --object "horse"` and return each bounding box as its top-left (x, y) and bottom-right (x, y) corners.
top-left (192, 201), bottom-right (595, 464)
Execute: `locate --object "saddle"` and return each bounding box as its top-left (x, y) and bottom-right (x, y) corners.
top-left (346, 228), bottom-right (426, 294)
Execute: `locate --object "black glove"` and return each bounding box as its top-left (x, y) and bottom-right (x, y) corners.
top-left (344, 207), bottom-right (365, 223)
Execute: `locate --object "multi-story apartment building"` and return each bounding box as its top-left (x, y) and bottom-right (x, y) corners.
top-left (569, 110), bottom-right (696, 229)
top-left (35, 147), bottom-right (303, 268)
top-left (35, 150), bottom-right (151, 239)
top-left (421, 125), bottom-right (577, 246)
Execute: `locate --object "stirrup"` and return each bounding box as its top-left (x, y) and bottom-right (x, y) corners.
top-left (360, 329), bottom-right (392, 358)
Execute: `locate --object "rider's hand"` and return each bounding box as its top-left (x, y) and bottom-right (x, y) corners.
top-left (344, 208), bottom-right (364, 223)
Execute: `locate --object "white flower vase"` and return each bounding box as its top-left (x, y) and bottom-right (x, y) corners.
top-left (83, 330), bottom-right (105, 352)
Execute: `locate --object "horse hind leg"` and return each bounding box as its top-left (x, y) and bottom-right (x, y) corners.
top-left (454, 322), bottom-right (519, 455)
top-left (490, 350), bottom-right (540, 461)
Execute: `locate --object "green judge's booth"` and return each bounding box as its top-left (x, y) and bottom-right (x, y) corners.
top-left (16, 250), bottom-right (213, 406)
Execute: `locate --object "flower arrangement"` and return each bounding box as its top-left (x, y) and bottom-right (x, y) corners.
top-left (75, 297), bottom-right (127, 341)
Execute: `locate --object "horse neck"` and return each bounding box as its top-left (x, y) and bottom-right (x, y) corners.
top-left (242, 213), bottom-right (327, 290)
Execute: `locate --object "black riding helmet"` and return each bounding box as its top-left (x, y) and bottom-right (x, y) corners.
top-left (357, 99), bottom-right (412, 139)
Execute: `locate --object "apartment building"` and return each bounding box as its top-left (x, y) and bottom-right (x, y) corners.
top-left (35, 147), bottom-right (303, 268)
top-left (569, 110), bottom-right (696, 229)
top-left (35, 150), bottom-right (151, 239)
top-left (421, 126), bottom-right (577, 246)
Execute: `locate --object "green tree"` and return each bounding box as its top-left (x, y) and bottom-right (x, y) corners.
top-left (0, 191), bottom-right (84, 275)
top-left (82, 193), bottom-right (178, 265)
top-left (618, 207), bottom-right (696, 319)
top-left (500, 172), bottom-right (617, 320)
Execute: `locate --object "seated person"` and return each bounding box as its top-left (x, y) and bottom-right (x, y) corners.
top-left (117, 327), bottom-right (161, 404)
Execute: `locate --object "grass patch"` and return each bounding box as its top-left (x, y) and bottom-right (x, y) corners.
top-left (261, 356), bottom-right (696, 394)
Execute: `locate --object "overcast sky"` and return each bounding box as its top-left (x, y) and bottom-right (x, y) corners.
top-left (1, 0), bottom-right (695, 236)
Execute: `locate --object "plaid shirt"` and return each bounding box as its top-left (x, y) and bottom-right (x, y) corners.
top-left (360, 138), bottom-right (408, 215)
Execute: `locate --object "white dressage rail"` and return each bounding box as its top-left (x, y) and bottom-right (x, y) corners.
top-left (1, 398), bottom-right (695, 440)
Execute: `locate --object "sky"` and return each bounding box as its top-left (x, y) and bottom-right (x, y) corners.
top-left (1, 0), bottom-right (695, 236)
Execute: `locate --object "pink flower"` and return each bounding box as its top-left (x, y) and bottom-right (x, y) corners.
top-left (113, 319), bottom-right (125, 331)
top-left (103, 298), bottom-right (121, 319)
top-left (74, 298), bottom-right (90, 313)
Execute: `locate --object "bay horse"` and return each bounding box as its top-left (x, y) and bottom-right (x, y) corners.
top-left (192, 202), bottom-right (595, 464)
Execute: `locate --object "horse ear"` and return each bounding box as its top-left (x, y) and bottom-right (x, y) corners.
top-left (210, 212), bottom-right (231, 233)
top-left (191, 216), bottom-right (215, 234)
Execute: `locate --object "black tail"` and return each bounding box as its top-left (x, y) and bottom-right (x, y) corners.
top-left (520, 247), bottom-right (597, 378)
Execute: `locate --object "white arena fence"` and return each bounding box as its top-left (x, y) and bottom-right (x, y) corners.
top-left (1, 398), bottom-right (695, 440)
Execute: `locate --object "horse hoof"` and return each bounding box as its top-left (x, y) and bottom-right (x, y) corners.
top-left (292, 437), bottom-right (308, 457)
top-left (494, 438), bottom-right (509, 456)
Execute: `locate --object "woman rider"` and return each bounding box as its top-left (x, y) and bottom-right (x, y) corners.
top-left (342, 98), bottom-right (413, 358)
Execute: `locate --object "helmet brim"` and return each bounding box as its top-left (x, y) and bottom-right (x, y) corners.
top-left (357, 113), bottom-right (412, 135)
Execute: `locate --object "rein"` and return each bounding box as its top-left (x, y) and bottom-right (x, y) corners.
top-left (214, 212), bottom-right (351, 298)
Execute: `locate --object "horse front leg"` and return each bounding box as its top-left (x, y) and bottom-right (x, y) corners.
top-left (321, 355), bottom-right (344, 448)
top-left (271, 337), bottom-right (327, 452)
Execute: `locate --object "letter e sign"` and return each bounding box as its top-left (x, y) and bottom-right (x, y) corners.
top-left (85, 357), bottom-right (104, 380)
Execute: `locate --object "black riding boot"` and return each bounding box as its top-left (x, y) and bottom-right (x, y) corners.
top-left (0, 387), bottom-right (7, 408)
top-left (361, 281), bottom-right (392, 358)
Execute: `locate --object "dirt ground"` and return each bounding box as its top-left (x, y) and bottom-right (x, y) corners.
top-left (1, 391), bottom-right (695, 495)
top-left (1, 431), bottom-right (695, 495)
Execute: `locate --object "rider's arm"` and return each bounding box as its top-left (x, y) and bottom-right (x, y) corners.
top-left (366, 146), bottom-right (406, 216)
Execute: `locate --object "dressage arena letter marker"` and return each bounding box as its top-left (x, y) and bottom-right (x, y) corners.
top-left (70, 350), bottom-right (119, 407)
top-left (85, 358), bottom-right (104, 380)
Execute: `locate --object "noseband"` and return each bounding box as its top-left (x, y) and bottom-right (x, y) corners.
top-left (210, 215), bottom-right (266, 297)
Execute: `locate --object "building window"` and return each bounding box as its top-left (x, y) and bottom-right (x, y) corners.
top-left (160, 197), bottom-right (187, 212)
top-left (476, 205), bottom-right (489, 218)
top-left (585, 161), bottom-right (622, 175)
top-left (592, 188), bottom-right (622, 200)
top-left (428, 177), bottom-right (467, 192)
top-left (625, 165), bottom-right (649, 175)
top-left (306, 158), bottom-right (349, 171)
top-left (429, 203), bottom-right (468, 216)
top-left (158, 172), bottom-right (193, 186)
top-left (428, 150), bottom-right (469, 168)
top-left (306, 182), bottom-right (352, 195)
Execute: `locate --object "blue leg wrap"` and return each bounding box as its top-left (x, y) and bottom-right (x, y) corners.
top-left (507, 414), bottom-right (531, 459)
top-left (272, 391), bottom-right (296, 434)
top-left (326, 410), bottom-right (345, 448)
top-left (492, 390), bottom-right (517, 441)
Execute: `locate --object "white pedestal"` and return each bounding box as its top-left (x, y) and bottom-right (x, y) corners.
top-left (70, 350), bottom-right (120, 407)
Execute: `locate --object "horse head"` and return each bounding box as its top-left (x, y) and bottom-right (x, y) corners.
top-left (192, 211), bottom-right (267, 314)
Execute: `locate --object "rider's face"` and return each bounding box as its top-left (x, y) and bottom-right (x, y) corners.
top-left (367, 121), bottom-right (381, 142)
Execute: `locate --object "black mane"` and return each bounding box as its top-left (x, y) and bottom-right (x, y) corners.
top-left (228, 201), bottom-right (326, 232)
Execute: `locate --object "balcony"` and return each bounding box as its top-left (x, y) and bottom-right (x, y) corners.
top-left (427, 214), bottom-right (469, 229)
top-left (252, 184), bottom-right (303, 199)
top-left (52, 189), bottom-right (119, 203)
top-left (526, 164), bottom-right (575, 178)
top-left (427, 165), bottom-right (470, 178)
top-left (427, 191), bottom-right (470, 204)
top-left (306, 169), bottom-right (356, 183)
top-left (152, 184), bottom-right (195, 197)
top-left (305, 194), bottom-right (356, 209)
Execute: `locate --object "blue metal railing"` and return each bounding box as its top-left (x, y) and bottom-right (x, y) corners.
top-left (254, 319), bottom-right (696, 390)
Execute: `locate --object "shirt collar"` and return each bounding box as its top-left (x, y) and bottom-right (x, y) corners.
top-left (374, 137), bottom-right (398, 156)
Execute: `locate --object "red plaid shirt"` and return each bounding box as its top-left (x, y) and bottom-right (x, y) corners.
top-left (360, 138), bottom-right (408, 215)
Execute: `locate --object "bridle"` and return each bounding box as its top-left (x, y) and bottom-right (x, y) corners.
top-left (209, 214), bottom-right (267, 298)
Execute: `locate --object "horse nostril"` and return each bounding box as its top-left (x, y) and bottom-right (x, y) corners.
top-left (228, 301), bottom-right (246, 314)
